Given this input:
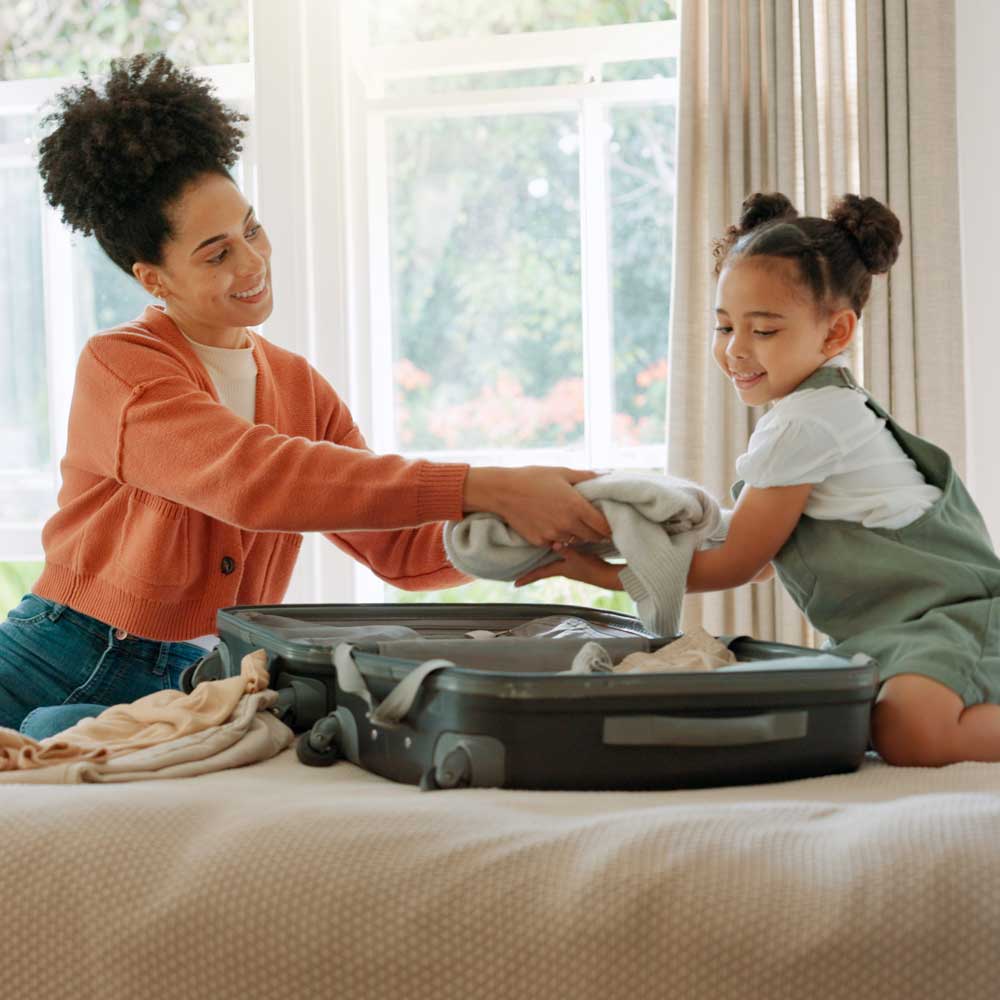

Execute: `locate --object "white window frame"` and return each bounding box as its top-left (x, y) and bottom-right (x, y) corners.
top-left (0, 64), bottom-right (254, 565)
top-left (248, 1), bottom-right (678, 602)
top-left (356, 19), bottom-right (678, 473)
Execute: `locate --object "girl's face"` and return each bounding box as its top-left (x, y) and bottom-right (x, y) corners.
top-left (133, 172), bottom-right (272, 347)
top-left (713, 257), bottom-right (853, 406)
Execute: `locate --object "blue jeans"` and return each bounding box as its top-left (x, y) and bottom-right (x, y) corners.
top-left (0, 593), bottom-right (208, 741)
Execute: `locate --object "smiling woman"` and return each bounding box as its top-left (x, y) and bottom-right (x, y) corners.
top-left (0, 52), bottom-right (612, 741)
top-left (130, 179), bottom-right (273, 349)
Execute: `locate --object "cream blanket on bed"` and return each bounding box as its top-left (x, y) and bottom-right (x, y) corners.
top-left (0, 649), bottom-right (292, 783)
top-left (3, 748), bottom-right (999, 1000)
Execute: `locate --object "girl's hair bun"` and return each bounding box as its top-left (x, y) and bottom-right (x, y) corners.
top-left (736, 192), bottom-right (798, 234)
top-left (712, 191), bottom-right (798, 273)
top-left (828, 194), bottom-right (902, 274)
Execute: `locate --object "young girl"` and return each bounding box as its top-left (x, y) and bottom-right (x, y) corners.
top-left (518, 190), bottom-right (1000, 768)
top-left (0, 53), bottom-right (610, 740)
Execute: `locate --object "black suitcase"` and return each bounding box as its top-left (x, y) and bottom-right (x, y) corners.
top-left (182, 602), bottom-right (877, 791)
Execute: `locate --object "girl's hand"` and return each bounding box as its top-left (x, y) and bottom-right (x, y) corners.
top-left (514, 546), bottom-right (624, 591)
top-left (463, 466), bottom-right (612, 547)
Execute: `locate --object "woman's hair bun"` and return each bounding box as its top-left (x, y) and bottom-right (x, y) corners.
top-left (736, 192), bottom-right (798, 234)
top-left (37, 52), bottom-right (246, 240)
top-left (828, 194), bottom-right (902, 274)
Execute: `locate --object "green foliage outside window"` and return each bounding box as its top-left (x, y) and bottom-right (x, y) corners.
top-left (0, 0), bottom-right (249, 80)
top-left (0, 562), bottom-right (43, 618)
top-left (387, 574), bottom-right (637, 616)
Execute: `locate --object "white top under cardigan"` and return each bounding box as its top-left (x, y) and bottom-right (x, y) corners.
top-left (178, 328), bottom-right (258, 423)
top-left (734, 357), bottom-right (942, 530)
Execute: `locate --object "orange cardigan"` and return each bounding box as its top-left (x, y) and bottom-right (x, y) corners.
top-left (33, 306), bottom-right (470, 641)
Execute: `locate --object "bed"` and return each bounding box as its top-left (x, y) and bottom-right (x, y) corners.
top-left (4, 746), bottom-right (999, 999)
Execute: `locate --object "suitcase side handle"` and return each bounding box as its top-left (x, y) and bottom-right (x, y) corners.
top-left (334, 643), bottom-right (456, 726)
top-left (602, 711), bottom-right (808, 747)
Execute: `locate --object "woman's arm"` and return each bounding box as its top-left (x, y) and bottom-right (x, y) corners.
top-left (514, 483), bottom-right (813, 594)
top-left (315, 373), bottom-right (612, 588)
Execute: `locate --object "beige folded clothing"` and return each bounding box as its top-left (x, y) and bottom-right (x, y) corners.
top-left (0, 649), bottom-right (293, 783)
top-left (615, 627), bottom-right (738, 673)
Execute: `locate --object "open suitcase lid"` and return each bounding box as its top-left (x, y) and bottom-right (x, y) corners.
top-left (217, 602), bottom-right (878, 705)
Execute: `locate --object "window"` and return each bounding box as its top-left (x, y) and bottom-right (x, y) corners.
top-left (0, 0), bottom-right (679, 618)
top-left (340, 1), bottom-right (678, 606)
top-left (0, 1), bottom-right (252, 616)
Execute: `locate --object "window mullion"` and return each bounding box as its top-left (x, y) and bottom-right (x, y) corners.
top-left (354, 87), bottom-right (397, 602)
top-left (365, 109), bottom-right (396, 456)
top-left (40, 199), bottom-right (76, 499)
top-left (579, 93), bottom-right (614, 469)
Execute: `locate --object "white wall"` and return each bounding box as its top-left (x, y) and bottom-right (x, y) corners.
top-left (956, 0), bottom-right (1000, 543)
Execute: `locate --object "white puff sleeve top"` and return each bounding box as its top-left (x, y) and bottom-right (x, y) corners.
top-left (734, 372), bottom-right (943, 530)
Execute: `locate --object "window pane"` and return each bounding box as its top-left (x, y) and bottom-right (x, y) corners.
top-left (387, 112), bottom-right (583, 451)
top-left (1, 0), bottom-right (250, 79)
top-left (386, 577), bottom-right (636, 615)
top-left (609, 102), bottom-right (674, 446)
top-left (0, 562), bottom-right (44, 618)
top-left (71, 235), bottom-right (157, 354)
top-left (0, 162), bottom-right (48, 470)
top-left (369, 0), bottom-right (676, 46)
top-left (602, 56), bottom-right (677, 82)
top-left (0, 116), bottom-right (35, 142)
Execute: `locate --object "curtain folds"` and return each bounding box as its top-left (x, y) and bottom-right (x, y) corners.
top-left (667, 0), bottom-right (963, 643)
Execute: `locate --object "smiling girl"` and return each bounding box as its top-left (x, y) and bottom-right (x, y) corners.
top-left (0, 53), bottom-right (610, 740)
top-left (518, 191), bottom-right (1000, 767)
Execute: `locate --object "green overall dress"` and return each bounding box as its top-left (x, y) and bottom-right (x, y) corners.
top-left (732, 365), bottom-right (1000, 706)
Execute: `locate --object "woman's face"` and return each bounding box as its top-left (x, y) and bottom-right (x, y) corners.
top-left (134, 172), bottom-right (272, 345)
top-left (712, 257), bottom-right (853, 406)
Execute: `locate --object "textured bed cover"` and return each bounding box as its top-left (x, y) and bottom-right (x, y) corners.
top-left (4, 748), bottom-right (999, 1000)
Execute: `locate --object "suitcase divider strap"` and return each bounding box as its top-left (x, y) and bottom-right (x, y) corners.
top-left (333, 643), bottom-right (457, 727)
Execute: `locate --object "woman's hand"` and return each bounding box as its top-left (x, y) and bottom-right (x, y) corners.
top-left (514, 546), bottom-right (624, 591)
top-left (463, 466), bottom-right (612, 547)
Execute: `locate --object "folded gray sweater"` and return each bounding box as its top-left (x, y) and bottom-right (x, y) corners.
top-left (443, 471), bottom-right (729, 635)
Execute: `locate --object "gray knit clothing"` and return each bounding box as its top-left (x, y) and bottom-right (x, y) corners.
top-left (443, 472), bottom-right (728, 635)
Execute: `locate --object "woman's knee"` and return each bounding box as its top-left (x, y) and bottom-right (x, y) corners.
top-left (870, 673), bottom-right (964, 767)
top-left (19, 703), bottom-right (105, 741)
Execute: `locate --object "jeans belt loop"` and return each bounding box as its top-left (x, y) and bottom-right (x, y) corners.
top-left (152, 640), bottom-right (169, 677)
top-left (46, 602), bottom-right (67, 623)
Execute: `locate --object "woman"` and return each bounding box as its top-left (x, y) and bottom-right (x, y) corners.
top-left (0, 53), bottom-right (610, 740)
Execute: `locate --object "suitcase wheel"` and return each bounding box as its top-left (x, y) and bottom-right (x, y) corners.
top-left (295, 714), bottom-right (342, 767)
top-left (419, 745), bottom-right (472, 791)
top-left (179, 645), bottom-right (231, 694)
top-left (179, 661), bottom-right (198, 694)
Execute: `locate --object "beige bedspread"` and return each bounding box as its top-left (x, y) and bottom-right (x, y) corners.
top-left (4, 749), bottom-right (999, 1000)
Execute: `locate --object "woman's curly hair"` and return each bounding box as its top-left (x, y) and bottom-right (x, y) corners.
top-left (712, 191), bottom-right (903, 316)
top-left (36, 52), bottom-right (247, 275)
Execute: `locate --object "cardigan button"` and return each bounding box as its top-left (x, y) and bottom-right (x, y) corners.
top-left (220, 556), bottom-right (236, 575)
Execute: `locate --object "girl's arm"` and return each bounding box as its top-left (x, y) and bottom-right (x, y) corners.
top-left (514, 483), bottom-right (813, 593)
top-left (686, 483), bottom-right (813, 591)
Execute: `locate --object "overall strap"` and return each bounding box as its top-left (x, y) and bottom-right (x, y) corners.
top-left (791, 365), bottom-right (891, 421)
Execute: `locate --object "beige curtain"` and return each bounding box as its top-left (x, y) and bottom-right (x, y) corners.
top-left (856, 0), bottom-right (965, 471)
top-left (667, 0), bottom-right (963, 643)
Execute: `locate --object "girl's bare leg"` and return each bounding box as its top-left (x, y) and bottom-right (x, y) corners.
top-left (871, 673), bottom-right (1000, 766)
